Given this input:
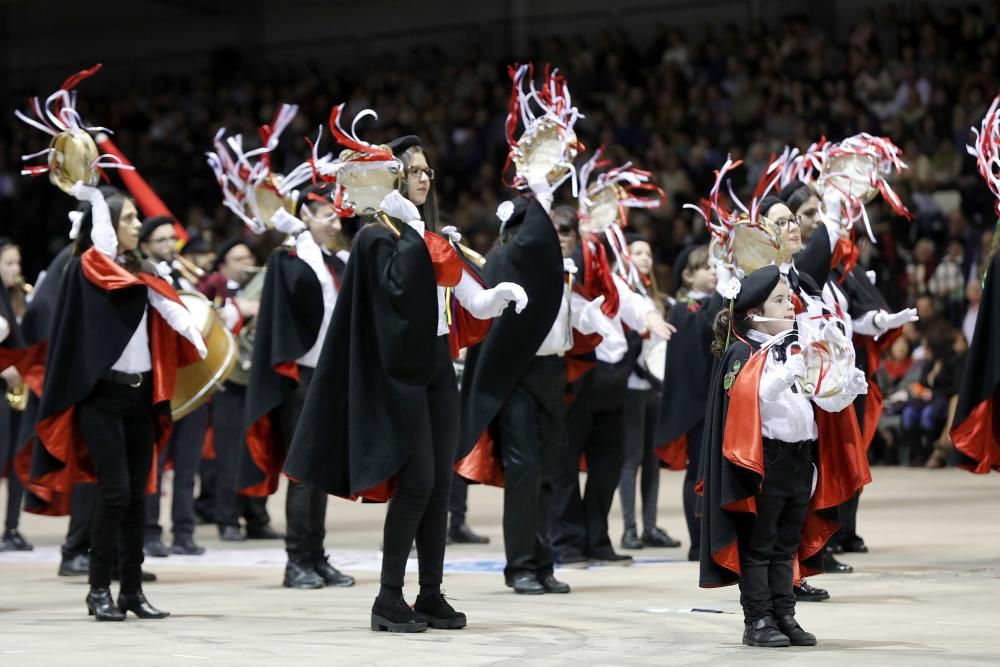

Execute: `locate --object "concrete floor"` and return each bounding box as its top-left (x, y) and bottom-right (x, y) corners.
top-left (0, 467), bottom-right (998, 666)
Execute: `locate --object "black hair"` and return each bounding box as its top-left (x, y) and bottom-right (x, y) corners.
top-left (397, 145), bottom-right (439, 232)
top-left (72, 187), bottom-right (155, 275)
top-left (711, 307), bottom-right (752, 356)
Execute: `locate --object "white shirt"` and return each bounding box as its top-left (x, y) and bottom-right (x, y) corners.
top-left (437, 269), bottom-right (491, 337)
top-left (112, 306), bottom-right (153, 374)
top-left (595, 275), bottom-right (657, 364)
top-left (296, 242), bottom-right (339, 369)
top-left (536, 273), bottom-right (593, 357)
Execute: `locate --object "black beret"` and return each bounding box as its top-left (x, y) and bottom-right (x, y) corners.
top-left (623, 230), bottom-right (648, 247)
top-left (138, 215), bottom-right (175, 243)
top-left (388, 135), bottom-right (422, 156)
top-left (779, 179), bottom-right (815, 212)
top-left (673, 244), bottom-right (696, 290)
top-left (757, 196), bottom-right (787, 220)
top-left (734, 265), bottom-right (782, 312)
top-left (294, 182), bottom-right (333, 217)
top-left (214, 238), bottom-right (247, 269)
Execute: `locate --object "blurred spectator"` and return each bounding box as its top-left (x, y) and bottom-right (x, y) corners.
top-left (962, 278), bottom-right (982, 346)
top-left (927, 236), bottom-right (966, 325)
top-left (875, 336), bottom-right (924, 464)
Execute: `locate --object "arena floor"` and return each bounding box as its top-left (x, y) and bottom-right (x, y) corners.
top-left (1, 467), bottom-right (998, 666)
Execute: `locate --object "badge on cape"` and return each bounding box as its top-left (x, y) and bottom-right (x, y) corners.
top-left (723, 358), bottom-right (742, 391)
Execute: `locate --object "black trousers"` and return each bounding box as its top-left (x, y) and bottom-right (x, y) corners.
top-left (1, 404), bottom-right (25, 532)
top-left (552, 361), bottom-right (630, 560)
top-left (618, 388), bottom-right (660, 533)
top-left (737, 439), bottom-right (814, 622)
top-left (278, 366), bottom-right (329, 563)
top-left (381, 335), bottom-right (457, 591)
top-left (63, 482), bottom-right (97, 558)
top-left (832, 492), bottom-right (861, 547)
top-left (212, 383), bottom-right (270, 530)
top-left (77, 376), bottom-right (155, 592)
top-left (448, 474), bottom-right (468, 531)
top-left (683, 420), bottom-right (705, 553)
top-left (495, 355), bottom-right (566, 580)
top-left (145, 404), bottom-right (208, 542)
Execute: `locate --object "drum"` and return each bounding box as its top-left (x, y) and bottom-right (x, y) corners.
top-left (171, 291), bottom-right (238, 419)
top-left (644, 339), bottom-right (667, 383)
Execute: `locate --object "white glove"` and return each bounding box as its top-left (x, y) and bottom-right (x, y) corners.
top-left (154, 261), bottom-right (173, 280)
top-left (846, 368), bottom-right (870, 396)
top-left (380, 191), bottom-right (421, 224)
top-left (271, 208), bottom-right (307, 235)
top-left (577, 296), bottom-right (616, 338)
top-left (781, 353), bottom-right (807, 387)
top-left (822, 187), bottom-right (844, 221)
top-left (469, 282), bottom-right (529, 318)
top-left (563, 257), bottom-right (578, 274)
top-left (0, 315), bottom-right (9, 344)
top-left (148, 290), bottom-right (208, 359)
top-left (874, 308), bottom-right (918, 331)
top-left (527, 176), bottom-right (553, 212)
top-left (70, 180), bottom-right (117, 257)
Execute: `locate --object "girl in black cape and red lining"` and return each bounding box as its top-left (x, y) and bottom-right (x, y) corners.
top-left (26, 183), bottom-right (206, 621)
top-left (699, 265), bottom-right (871, 648)
top-left (284, 173), bottom-right (526, 632)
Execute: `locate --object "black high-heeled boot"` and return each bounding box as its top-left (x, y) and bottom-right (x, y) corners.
top-left (117, 591), bottom-right (170, 619)
top-left (86, 587), bottom-right (125, 621)
top-left (371, 596), bottom-right (427, 633)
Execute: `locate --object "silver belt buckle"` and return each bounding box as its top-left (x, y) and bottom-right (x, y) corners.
top-left (129, 373), bottom-right (143, 388)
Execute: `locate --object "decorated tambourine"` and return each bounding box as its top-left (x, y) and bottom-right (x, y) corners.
top-left (967, 93), bottom-right (1000, 217)
top-left (505, 63), bottom-right (583, 193)
top-left (205, 103), bottom-right (300, 233)
top-left (15, 64), bottom-right (133, 193)
top-left (792, 316), bottom-right (857, 399)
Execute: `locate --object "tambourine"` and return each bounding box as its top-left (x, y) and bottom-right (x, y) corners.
top-left (709, 214), bottom-right (786, 276)
top-left (511, 118), bottom-right (579, 188)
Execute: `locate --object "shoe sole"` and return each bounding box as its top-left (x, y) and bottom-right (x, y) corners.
top-left (87, 608), bottom-right (125, 621)
top-left (743, 638), bottom-right (791, 647)
top-left (283, 581), bottom-right (325, 590)
top-left (789, 637), bottom-right (818, 646)
top-left (796, 594), bottom-right (831, 602)
top-left (512, 587), bottom-right (545, 595)
top-left (417, 614), bottom-right (467, 629)
top-left (371, 614), bottom-right (428, 632)
top-left (542, 587), bottom-right (571, 594)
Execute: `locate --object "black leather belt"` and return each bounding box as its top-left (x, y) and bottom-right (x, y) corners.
top-left (103, 370), bottom-right (149, 387)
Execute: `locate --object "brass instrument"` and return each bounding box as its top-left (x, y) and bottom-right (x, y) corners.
top-left (226, 267), bottom-right (267, 387)
top-left (5, 381), bottom-right (28, 411)
top-left (171, 253), bottom-right (206, 287)
top-left (48, 128), bottom-right (101, 194)
top-left (15, 275), bottom-right (34, 296)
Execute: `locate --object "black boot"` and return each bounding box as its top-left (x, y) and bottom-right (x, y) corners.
top-left (414, 592), bottom-right (467, 629)
top-left (776, 614), bottom-right (817, 646)
top-left (59, 553), bottom-right (90, 577)
top-left (283, 560), bottom-right (324, 589)
top-left (86, 587), bottom-right (125, 621)
top-left (794, 580), bottom-right (830, 602)
top-left (447, 523), bottom-right (489, 544)
top-left (742, 616), bottom-right (790, 647)
top-left (314, 555), bottom-right (355, 587)
top-left (822, 549), bottom-right (854, 573)
top-left (1, 529), bottom-right (33, 551)
top-left (371, 596), bottom-right (427, 633)
top-left (117, 590), bottom-right (170, 619)
top-left (620, 527), bottom-right (643, 550)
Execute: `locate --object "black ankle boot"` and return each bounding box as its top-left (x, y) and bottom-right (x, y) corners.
top-left (371, 596), bottom-right (428, 633)
top-left (117, 591), bottom-right (170, 619)
top-left (776, 614), bottom-right (817, 646)
top-left (742, 616), bottom-right (790, 647)
top-left (414, 592), bottom-right (467, 629)
top-left (86, 587), bottom-right (125, 621)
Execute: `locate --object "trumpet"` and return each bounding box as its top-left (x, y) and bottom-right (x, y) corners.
top-left (171, 253), bottom-right (205, 287)
top-left (5, 381), bottom-right (27, 411)
top-left (14, 275), bottom-right (33, 295)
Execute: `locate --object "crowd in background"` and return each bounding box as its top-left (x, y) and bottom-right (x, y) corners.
top-left (2, 1), bottom-right (998, 467)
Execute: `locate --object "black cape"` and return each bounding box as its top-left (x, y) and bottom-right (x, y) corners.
top-left (654, 291), bottom-right (725, 448)
top-left (0, 284), bottom-right (25, 469)
top-left (794, 226), bottom-right (834, 290)
top-left (459, 198), bottom-right (564, 454)
top-left (283, 222), bottom-right (438, 499)
top-left (239, 248), bottom-right (345, 495)
top-left (952, 253), bottom-right (1000, 473)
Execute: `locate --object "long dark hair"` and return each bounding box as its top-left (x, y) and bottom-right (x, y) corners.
top-left (72, 186), bottom-right (154, 275)
top-left (711, 306), bottom-right (754, 356)
top-left (398, 146), bottom-right (440, 232)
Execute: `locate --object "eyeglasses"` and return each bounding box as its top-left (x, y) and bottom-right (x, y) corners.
top-left (406, 166), bottom-right (434, 180)
top-left (773, 215), bottom-right (801, 229)
top-left (556, 225), bottom-right (576, 236)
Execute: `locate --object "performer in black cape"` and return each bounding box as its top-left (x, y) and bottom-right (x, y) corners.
top-left (699, 265), bottom-right (871, 647)
top-left (653, 244), bottom-right (724, 562)
top-left (285, 174), bottom-right (525, 631)
top-left (239, 185), bottom-right (355, 589)
top-left (26, 184), bottom-right (206, 621)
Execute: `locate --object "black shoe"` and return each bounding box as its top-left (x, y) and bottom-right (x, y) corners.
top-left (283, 561), bottom-right (324, 589)
top-left (1, 529), bottom-right (34, 551)
top-left (170, 536), bottom-right (205, 556)
top-left (507, 572), bottom-right (545, 595)
top-left (842, 537), bottom-right (869, 553)
top-left (117, 591), bottom-right (170, 619)
top-left (218, 525), bottom-right (245, 542)
top-left (687, 545), bottom-right (700, 562)
top-left (794, 581), bottom-right (830, 602)
top-left (86, 587), bottom-right (125, 621)
top-left (314, 555), bottom-right (355, 587)
top-left (642, 526), bottom-right (682, 548)
top-left (589, 552), bottom-right (634, 567)
top-left (144, 539), bottom-right (170, 558)
top-left (822, 551), bottom-right (854, 574)
top-left (414, 592), bottom-right (467, 629)
top-left (620, 527), bottom-right (643, 550)
top-left (776, 614), bottom-right (817, 646)
top-left (742, 616), bottom-right (790, 647)
top-left (246, 524), bottom-right (283, 540)
top-left (448, 523), bottom-right (489, 544)
top-left (371, 597), bottom-right (428, 633)
top-left (828, 542), bottom-right (845, 554)
top-left (539, 574), bottom-right (571, 594)
top-left (59, 554), bottom-right (90, 577)
top-left (555, 555), bottom-right (589, 569)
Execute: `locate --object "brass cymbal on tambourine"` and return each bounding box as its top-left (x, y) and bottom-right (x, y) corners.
top-left (709, 214), bottom-right (786, 276)
top-left (48, 129), bottom-right (100, 193)
top-left (512, 117), bottom-right (579, 188)
top-left (336, 148), bottom-right (402, 216)
top-left (820, 152), bottom-right (880, 204)
top-left (252, 173), bottom-right (297, 226)
top-left (581, 182), bottom-right (623, 234)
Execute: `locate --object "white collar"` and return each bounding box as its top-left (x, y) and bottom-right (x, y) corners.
top-left (687, 290), bottom-right (709, 300)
